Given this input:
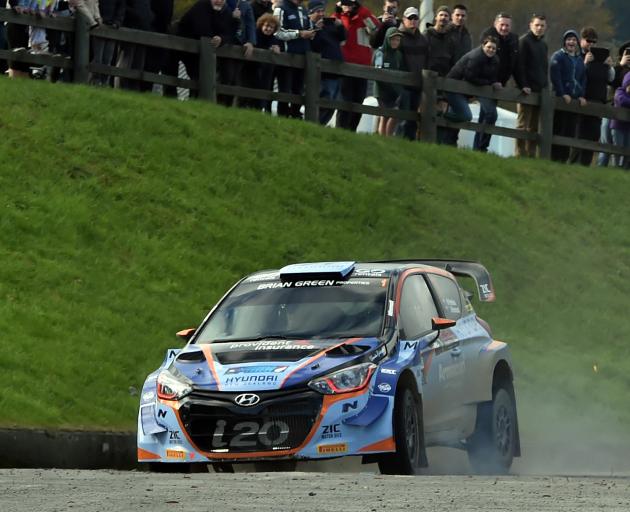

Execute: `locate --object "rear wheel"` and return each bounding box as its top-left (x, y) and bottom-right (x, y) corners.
top-left (467, 387), bottom-right (516, 474)
top-left (377, 378), bottom-right (425, 475)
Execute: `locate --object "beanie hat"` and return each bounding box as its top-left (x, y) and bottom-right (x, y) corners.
top-left (308, 0), bottom-right (325, 12)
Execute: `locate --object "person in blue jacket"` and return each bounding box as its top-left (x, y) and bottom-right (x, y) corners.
top-left (549, 29), bottom-right (587, 163)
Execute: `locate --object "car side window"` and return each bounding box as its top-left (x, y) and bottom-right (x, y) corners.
top-left (399, 275), bottom-right (438, 339)
top-left (427, 274), bottom-right (463, 321)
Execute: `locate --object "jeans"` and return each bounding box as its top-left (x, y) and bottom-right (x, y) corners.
top-left (611, 128), bottom-right (630, 169)
top-left (319, 77), bottom-right (340, 125)
top-left (445, 92), bottom-right (473, 122)
top-left (597, 118), bottom-right (612, 167)
top-left (473, 97), bottom-right (498, 152)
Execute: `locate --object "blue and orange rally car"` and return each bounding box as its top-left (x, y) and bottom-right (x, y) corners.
top-left (138, 260), bottom-right (520, 474)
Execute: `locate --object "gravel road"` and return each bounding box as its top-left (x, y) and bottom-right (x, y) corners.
top-left (2, 467), bottom-right (629, 512)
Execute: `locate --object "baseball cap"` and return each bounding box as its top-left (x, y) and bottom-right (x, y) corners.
top-left (403, 7), bottom-right (419, 18)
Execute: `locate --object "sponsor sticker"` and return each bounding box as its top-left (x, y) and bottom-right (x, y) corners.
top-left (166, 449), bottom-right (186, 460)
top-left (380, 368), bottom-right (396, 375)
top-left (377, 383), bottom-right (392, 393)
top-left (317, 443), bottom-right (348, 455)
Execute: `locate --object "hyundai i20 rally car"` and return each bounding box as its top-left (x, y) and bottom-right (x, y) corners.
top-left (138, 260), bottom-right (520, 474)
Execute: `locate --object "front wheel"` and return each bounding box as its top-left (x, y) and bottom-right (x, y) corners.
top-left (377, 378), bottom-right (426, 475)
top-left (467, 387), bottom-right (516, 474)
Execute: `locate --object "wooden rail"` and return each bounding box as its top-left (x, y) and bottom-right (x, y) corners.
top-left (2, 8), bottom-right (630, 160)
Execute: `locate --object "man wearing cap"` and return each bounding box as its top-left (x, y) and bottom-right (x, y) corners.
top-left (423, 5), bottom-right (456, 77)
top-left (309, 0), bottom-right (347, 125)
top-left (274, 0), bottom-right (318, 118)
top-left (397, 6), bottom-right (429, 140)
top-left (332, 0), bottom-right (380, 131)
top-left (549, 29), bottom-right (587, 163)
top-left (569, 27), bottom-right (615, 166)
top-left (514, 14), bottom-right (548, 158)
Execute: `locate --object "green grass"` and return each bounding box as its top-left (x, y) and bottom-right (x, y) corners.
top-left (1, 78), bottom-right (630, 443)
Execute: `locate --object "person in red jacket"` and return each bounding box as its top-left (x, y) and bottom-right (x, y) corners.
top-left (333, 0), bottom-right (380, 131)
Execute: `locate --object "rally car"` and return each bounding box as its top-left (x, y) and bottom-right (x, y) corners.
top-left (137, 260), bottom-right (520, 474)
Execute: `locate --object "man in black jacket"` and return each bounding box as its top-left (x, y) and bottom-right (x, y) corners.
top-left (423, 5), bottom-right (455, 77)
top-left (515, 14), bottom-right (548, 158)
top-left (397, 6), bottom-right (429, 140)
top-left (369, 0), bottom-right (400, 50)
top-left (115, 0), bottom-right (154, 90)
top-left (477, 12), bottom-right (518, 151)
top-left (177, 0), bottom-right (240, 98)
top-left (447, 4), bottom-right (471, 62)
top-left (569, 26), bottom-right (615, 166)
top-left (309, 0), bottom-right (346, 125)
top-left (89, 0), bottom-right (126, 86)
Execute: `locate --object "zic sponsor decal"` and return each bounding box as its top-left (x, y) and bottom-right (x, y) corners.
top-left (225, 366), bottom-right (288, 375)
top-left (211, 420), bottom-right (290, 449)
top-left (353, 268), bottom-right (387, 277)
top-left (377, 383), bottom-right (392, 393)
top-left (380, 368), bottom-right (396, 375)
top-left (321, 424), bottom-right (342, 439)
top-left (229, 340), bottom-right (319, 351)
top-left (342, 401), bottom-right (358, 413)
top-left (317, 443), bottom-right (348, 454)
top-left (438, 361), bottom-right (466, 382)
top-left (166, 449), bottom-right (186, 460)
top-left (224, 375), bottom-right (279, 385)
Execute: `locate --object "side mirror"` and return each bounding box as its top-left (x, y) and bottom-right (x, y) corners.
top-left (176, 328), bottom-right (196, 342)
top-left (431, 317), bottom-right (456, 330)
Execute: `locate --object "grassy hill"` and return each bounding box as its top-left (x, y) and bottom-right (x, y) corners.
top-left (1, 78), bottom-right (629, 461)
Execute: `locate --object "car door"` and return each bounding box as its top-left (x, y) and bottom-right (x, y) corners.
top-left (426, 273), bottom-right (482, 437)
top-left (397, 273), bottom-right (453, 435)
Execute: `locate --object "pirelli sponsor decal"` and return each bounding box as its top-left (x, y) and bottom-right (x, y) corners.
top-left (166, 449), bottom-right (186, 460)
top-left (317, 443), bottom-right (348, 455)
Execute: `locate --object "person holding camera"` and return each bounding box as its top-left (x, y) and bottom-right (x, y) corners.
top-left (308, 0), bottom-right (346, 125)
top-left (598, 42), bottom-right (630, 167)
top-left (332, 0), bottom-right (380, 131)
top-left (368, 0), bottom-right (400, 50)
top-left (569, 27), bottom-right (615, 166)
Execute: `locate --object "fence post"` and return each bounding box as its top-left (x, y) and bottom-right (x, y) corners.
top-left (73, 13), bottom-right (90, 84)
top-left (198, 38), bottom-right (217, 102)
top-left (420, 70), bottom-right (437, 143)
top-left (538, 87), bottom-right (554, 159)
top-left (304, 52), bottom-right (321, 123)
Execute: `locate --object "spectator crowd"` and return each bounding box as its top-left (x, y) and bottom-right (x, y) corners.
top-left (2, 0), bottom-right (630, 167)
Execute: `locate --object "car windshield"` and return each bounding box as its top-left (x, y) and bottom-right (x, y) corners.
top-left (195, 278), bottom-right (389, 342)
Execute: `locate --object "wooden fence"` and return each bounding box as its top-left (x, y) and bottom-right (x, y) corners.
top-left (2, 8), bottom-right (630, 160)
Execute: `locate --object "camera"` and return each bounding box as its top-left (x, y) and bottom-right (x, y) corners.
top-left (386, 6), bottom-right (395, 14)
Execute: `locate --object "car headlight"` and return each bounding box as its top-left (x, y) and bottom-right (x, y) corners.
top-left (308, 363), bottom-right (376, 395)
top-left (156, 367), bottom-right (193, 400)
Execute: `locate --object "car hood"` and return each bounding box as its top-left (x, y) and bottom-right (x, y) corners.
top-left (171, 337), bottom-right (381, 392)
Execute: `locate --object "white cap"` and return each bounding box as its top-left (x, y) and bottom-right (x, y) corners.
top-left (403, 7), bottom-right (419, 18)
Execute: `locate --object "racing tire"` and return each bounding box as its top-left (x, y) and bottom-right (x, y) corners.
top-left (466, 387), bottom-right (516, 475)
top-left (377, 377), bottom-right (426, 475)
top-left (253, 460), bottom-right (298, 472)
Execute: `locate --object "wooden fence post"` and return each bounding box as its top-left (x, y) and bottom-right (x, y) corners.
top-left (538, 87), bottom-right (554, 159)
top-left (420, 70), bottom-right (437, 143)
top-left (198, 38), bottom-right (217, 102)
top-left (73, 13), bottom-right (90, 84)
top-left (304, 52), bottom-right (321, 123)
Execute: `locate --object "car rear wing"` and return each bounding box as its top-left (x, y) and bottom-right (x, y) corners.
top-left (370, 259), bottom-right (496, 302)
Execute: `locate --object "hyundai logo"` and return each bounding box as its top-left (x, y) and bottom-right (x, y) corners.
top-left (234, 393), bottom-right (261, 407)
